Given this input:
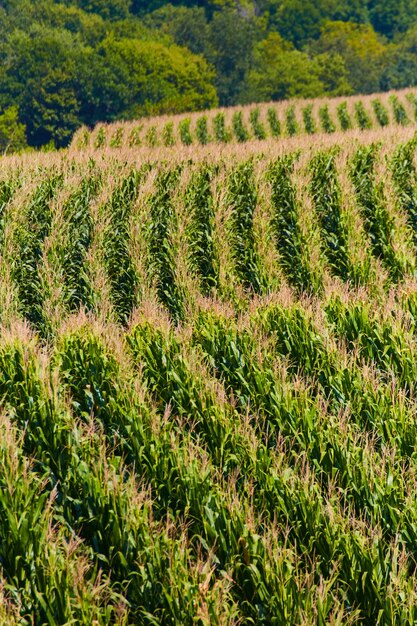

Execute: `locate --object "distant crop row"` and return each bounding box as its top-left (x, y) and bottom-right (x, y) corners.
top-left (5, 136), bottom-right (417, 329)
top-left (2, 134), bottom-right (417, 623)
top-left (72, 91), bottom-right (417, 150)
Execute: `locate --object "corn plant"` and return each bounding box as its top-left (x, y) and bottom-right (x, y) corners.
top-left (128, 125), bottom-right (142, 147)
top-left (390, 137), bottom-right (417, 243)
top-left (213, 112), bottom-right (230, 143)
top-left (109, 127), bottom-right (124, 148)
top-left (0, 176), bottom-right (18, 247)
top-left (268, 154), bottom-right (315, 292)
top-left (185, 165), bottom-right (218, 294)
top-left (196, 115), bottom-right (209, 144)
top-left (390, 95), bottom-right (409, 125)
top-left (302, 104), bottom-right (316, 134)
top-left (350, 144), bottom-right (406, 281)
top-left (102, 169), bottom-right (143, 323)
top-left (0, 415), bottom-right (121, 624)
top-left (354, 101), bottom-right (372, 130)
top-left (406, 92), bottom-right (417, 121)
top-left (267, 107), bottom-right (281, 137)
top-left (146, 167), bottom-right (184, 323)
top-left (145, 125), bottom-right (158, 147)
top-left (61, 174), bottom-right (100, 312)
top-left (162, 121), bottom-right (175, 146)
top-left (249, 108), bottom-right (266, 140)
top-left (325, 298), bottom-right (417, 393)
top-left (319, 105), bottom-right (336, 133)
top-left (75, 127), bottom-right (90, 149)
top-left (372, 99), bottom-right (389, 126)
top-left (336, 102), bottom-right (352, 130)
top-left (285, 106), bottom-right (298, 136)
top-left (232, 111), bottom-right (249, 143)
top-left (179, 118), bottom-right (193, 146)
top-left (93, 126), bottom-right (106, 148)
top-left (12, 173), bottom-right (63, 334)
top-left (226, 161), bottom-right (263, 294)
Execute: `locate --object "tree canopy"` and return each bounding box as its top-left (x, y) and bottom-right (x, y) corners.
top-left (1, 0), bottom-right (417, 150)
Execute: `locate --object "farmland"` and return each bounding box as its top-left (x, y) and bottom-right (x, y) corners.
top-left (72, 88), bottom-right (417, 150)
top-left (3, 119), bottom-right (417, 624)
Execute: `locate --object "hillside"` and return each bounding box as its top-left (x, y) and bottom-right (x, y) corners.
top-left (1, 121), bottom-right (417, 622)
top-left (71, 88), bottom-right (417, 150)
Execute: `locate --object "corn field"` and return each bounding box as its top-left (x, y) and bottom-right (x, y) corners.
top-left (4, 120), bottom-right (417, 624)
top-left (73, 88), bottom-right (417, 152)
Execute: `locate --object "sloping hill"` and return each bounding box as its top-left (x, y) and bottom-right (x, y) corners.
top-left (2, 122), bottom-right (417, 623)
top-left (72, 87), bottom-right (417, 151)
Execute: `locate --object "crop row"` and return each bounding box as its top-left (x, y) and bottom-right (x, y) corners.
top-left (2, 136), bottom-right (417, 622)
top-left (2, 284), bottom-right (417, 622)
top-left (72, 91), bottom-right (417, 150)
top-left (11, 137), bottom-right (417, 337)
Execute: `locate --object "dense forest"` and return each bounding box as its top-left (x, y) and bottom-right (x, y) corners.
top-left (2, 0), bottom-right (417, 150)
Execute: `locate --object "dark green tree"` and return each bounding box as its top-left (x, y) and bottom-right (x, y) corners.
top-left (368, 0), bottom-right (417, 38)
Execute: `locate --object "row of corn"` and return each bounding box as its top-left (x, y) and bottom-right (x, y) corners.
top-left (1, 136), bottom-right (417, 622)
top-left (73, 92), bottom-right (417, 150)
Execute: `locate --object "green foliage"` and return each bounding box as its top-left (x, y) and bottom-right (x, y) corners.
top-left (318, 104), bottom-right (336, 133)
top-left (267, 107), bottom-right (281, 137)
top-left (232, 111), bottom-right (249, 142)
top-left (185, 165), bottom-right (218, 294)
top-left (196, 115), bottom-right (209, 144)
top-left (372, 99), bottom-right (389, 126)
top-left (314, 21), bottom-right (386, 94)
top-left (98, 37), bottom-right (218, 118)
top-left (0, 106), bottom-right (27, 154)
top-left (336, 101), bottom-right (351, 130)
top-left (245, 33), bottom-right (325, 103)
top-left (249, 108), bottom-right (267, 140)
top-left (390, 95), bottom-right (409, 125)
top-left (162, 121), bottom-right (175, 146)
top-left (268, 154), bottom-right (315, 291)
top-left (302, 104), bottom-right (316, 134)
top-left (179, 117), bottom-right (193, 145)
top-left (354, 101), bottom-right (372, 130)
top-left (226, 161), bottom-right (263, 293)
top-left (146, 167), bottom-right (184, 323)
top-left (213, 112), bottom-right (230, 142)
top-left (285, 106), bottom-right (299, 136)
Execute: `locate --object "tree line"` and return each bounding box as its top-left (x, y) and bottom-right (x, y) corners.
top-left (1, 0), bottom-right (417, 151)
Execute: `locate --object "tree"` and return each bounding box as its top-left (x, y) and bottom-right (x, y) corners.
top-left (98, 36), bottom-right (218, 116)
top-left (380, 27), bottom-right (417, 89)
top-left (70, 0), bottom-right (132, 21)
top-left (244, 32), bottom-right (324, 102)
top-left (313, 21), bottom-right (387, 93)
top-left (208, 6), bottom-right (264, 105)
top-left (144, 5), bottom-right (213, 58)
top-left (367, 0), bottom-right (417, 39)
top-left (267, 0), bottom-right (368, 48)
top-left (0, 27), bottom-right (83, 146)
top-left (0, 106), bottom-right (27, 153)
